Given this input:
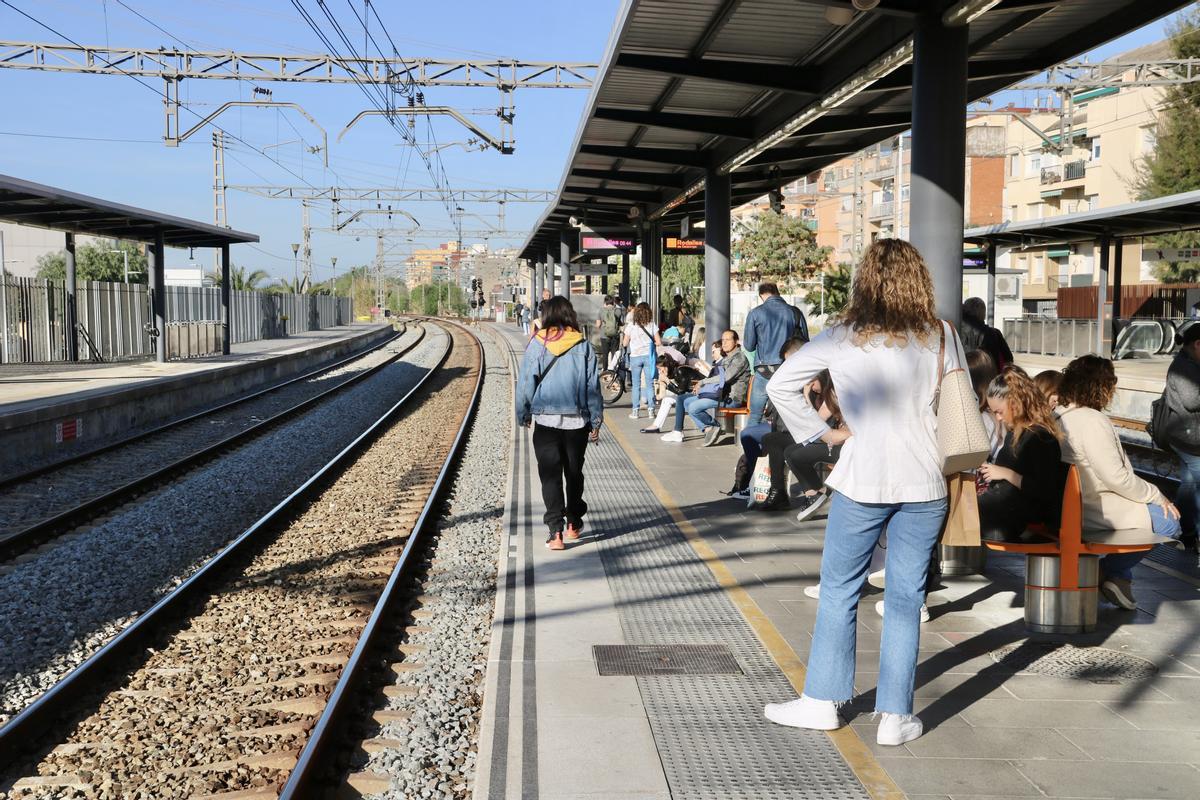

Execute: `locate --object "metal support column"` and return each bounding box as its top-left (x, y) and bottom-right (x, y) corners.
top-left (909, 8), bottom-right (968, 326)
top-left (64, 232), bottom-right (78, 362)
top-left (704, 168), bottom-right (732, 338)
top-left (533, 259), bottom-right (543, 306)
top-left (1096, 236), bottom-right (1111, 355)
top-left (601, 272), bottom-right (609, 296)
top-left (547, 250), bottom-right (557, 297)
top-left (150, 231), bottom-right (167, 363)
top-left (986, 244), bottom-right (997, 327)
top-left (220, 243), bottom-right (232, 355)
top-left (560, 229), bottom-right (573, 296)
top-left (1111, 238), bottom-right (1124, 351)
top-left (621, 252), bottom-right (631, 306)
top-left (647, 220), bottom-right (662, 325)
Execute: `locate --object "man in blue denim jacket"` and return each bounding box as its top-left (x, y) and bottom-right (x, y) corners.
top-left (516, 297), bottom-right (605, 550)
top-left (744, 283), bottom-right (804, 425)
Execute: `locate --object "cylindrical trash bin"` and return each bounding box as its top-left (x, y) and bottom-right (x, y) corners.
top-left (939, 544), bottom-right (986, 576)
top-left (1025, 553), bottom-right (1100, 634)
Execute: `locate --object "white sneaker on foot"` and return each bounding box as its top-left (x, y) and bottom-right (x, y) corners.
top-left (763, 694), bottom-right (841, 730)
top-left (867, 568), bottom-right (886, 589)
top-left (660, 430), bottom-right (684, 443)
top-left (876, 712), bottom-right (923, 746)
top-left (803, 584), bottom-right (821, 600)
top-left (628, 409), bottom-right (640, 419)
top-left (874, 600), bottom-right (930, 623)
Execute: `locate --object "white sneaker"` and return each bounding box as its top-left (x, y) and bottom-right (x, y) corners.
top-left (874, 600), bottom-right (930, 623)
top-left (660, 430), bottom-right (684, 443)
top-left (876, 712), bottom-right (923, 746)
top-left (803, 584), bottom-right (821, 600)
top-left (867, 569), bottom-right (886, 589)
top-left (763, 694), bottom-right (841, 730)
top-left (628, 410), bottom-right (640, 419)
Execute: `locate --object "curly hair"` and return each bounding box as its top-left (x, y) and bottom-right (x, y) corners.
top-left (632, 302), bottom-right (653, 327)
top-left (1057, 355), bottom-right (1117, 411)
top-left (1033, 370), bottom-right (1063, 409)
top-left (987, 367), bottom-right (1060, 446)
top-left (836, 239), bottom-right (939, 348)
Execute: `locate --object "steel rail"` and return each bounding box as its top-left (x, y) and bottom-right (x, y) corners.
top-left (0, 323), bottom-right (426, 561)
top-left (280, 319), bottom-right (484, 797)
top-left (0, 326), bottom-right (405, 491)
top-left (0, 320), bottom-right (458, 766)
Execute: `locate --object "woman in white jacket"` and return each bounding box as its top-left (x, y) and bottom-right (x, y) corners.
top-left (762, 240), bottom-right (958, 747)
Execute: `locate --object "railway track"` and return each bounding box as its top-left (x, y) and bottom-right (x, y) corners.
top-left (0, 320), bottom-right (484, 799)
top-left (0, 322), bottom-right (426, 560)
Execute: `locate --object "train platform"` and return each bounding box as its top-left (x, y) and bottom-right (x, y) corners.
top-left (0, 323), bottom-right (393, 477)
top-left (478, 323), bottom-right (1200, 800)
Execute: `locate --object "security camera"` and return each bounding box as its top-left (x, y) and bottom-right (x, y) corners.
top-left (852, 0), bottom-right (880, 9)
top-left (627, 206), bottom-right (642, 220)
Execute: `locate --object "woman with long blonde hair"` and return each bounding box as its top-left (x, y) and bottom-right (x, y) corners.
top-left (763, 239), bottom-right (959, 747)
top-left (978, 368), bottom-right (1066, 542)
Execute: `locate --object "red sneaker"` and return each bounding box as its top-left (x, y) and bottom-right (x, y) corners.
top-left (546, 531), bottom-right (566, 551)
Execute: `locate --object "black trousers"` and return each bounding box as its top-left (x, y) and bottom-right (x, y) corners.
top-left (532, 424), bottom-right (590, 532)
top-left (762, 430), bottom-right (796, 494)
top-left (784, 440), bottom-right (842, 493)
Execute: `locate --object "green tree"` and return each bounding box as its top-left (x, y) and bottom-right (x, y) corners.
top-left (1135, 8), bottom-right (1200, 281)
top-left (206, 265), bottom-right (270, 290)
top-left (268, 276), bottom-right (306, 294)
top-left (660, 254), bottom-right (704, 311)
top-left (36, 239), bottom-right (148, 283)
top-left (810, 263), bottom-right (853, 317)
top-left (733, 212), bottom-right (831, 286)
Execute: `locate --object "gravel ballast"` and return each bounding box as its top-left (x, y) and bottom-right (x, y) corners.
top-left (0, 325), bottom-right (446, 726)
top-left (357, 324), bottom-right (512, 800)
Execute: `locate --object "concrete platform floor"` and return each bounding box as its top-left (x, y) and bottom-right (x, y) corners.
top-left (478, 323), bottom-right (1200, 800)
top-left (0, 323), bottom-right (388, 411)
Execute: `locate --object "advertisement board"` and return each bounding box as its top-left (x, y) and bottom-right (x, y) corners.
top-left (663, 236), bottom-right (704, 255)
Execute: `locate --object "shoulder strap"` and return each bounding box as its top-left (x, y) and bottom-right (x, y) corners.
top-left (932, 320), bottom-right (948, 407)
top-left (532, 339), bottom-right (580, 392)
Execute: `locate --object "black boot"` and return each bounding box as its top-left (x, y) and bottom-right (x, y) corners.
top-left (754, 489), bottom-right (790, 511)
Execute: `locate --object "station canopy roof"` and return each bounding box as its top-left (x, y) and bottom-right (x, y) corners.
top-left (965, 189), bottom-right (1200, 246)
top-left (521, 0), bottom-right (1192, 260)
top-left (0, 173), bottom-right (259, 248)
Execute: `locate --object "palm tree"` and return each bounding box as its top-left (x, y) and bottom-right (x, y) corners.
top-left (268, 276), bottom-right (306, 294)
top-left (207, 265), bottom-right (270, 290)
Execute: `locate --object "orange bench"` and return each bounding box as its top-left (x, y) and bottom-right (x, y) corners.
top-left (983, 464), bottom-right (1170, 633)
top-left (715, 378), bottom-right (752, 434)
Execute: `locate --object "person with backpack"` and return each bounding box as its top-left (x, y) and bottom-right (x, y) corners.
top-left (1158, 325), bottom-right (1200, 551)
top-left (515, 296), bottom-right (604, 551)
top-left (597, 295), bottom-right (621, 369)
top-left (744, 283), bottom-right (806, 426)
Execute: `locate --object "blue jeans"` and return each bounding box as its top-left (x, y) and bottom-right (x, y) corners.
top-left (629, 355), bottom-right (655, 413)
top-left (673, 393), bottom-right (719, 431)
top-left (1172, 446), bottom-right (1200, 543)
top-left (747, 371), bottom-right (771, 426)
top-left (1101, 503), bottom-right (1182, 580)
top-left (740, 422), bottom-right (772, 462)
top-left (805, 491), bottom-right (949, 714)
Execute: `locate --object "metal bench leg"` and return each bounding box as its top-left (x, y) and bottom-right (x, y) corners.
top-left (1024, 553), bottom-right (1100, 634)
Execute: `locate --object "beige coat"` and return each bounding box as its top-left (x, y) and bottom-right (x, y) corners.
top-left (1056, 405), bottom-right (1163, 531)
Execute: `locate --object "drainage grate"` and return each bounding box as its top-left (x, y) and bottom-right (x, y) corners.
top-left (990, 641), bottom-right (1159, 683)
top-left (593, 644), bottom-right (743, 676)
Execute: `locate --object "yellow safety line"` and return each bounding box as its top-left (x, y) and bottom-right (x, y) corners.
top-left (607, 422), bottom-right (905, 800)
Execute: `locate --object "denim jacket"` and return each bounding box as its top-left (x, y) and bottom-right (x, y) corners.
top-left (516, 327), bottom-right (604, 429)
top-left (744, 295), bottom-right (797, 366)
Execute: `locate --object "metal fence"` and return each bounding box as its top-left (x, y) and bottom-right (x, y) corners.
top-left (1003, 316), bottom-right (1098, 357)
top-left (1, 276), bottom-right (353, 364)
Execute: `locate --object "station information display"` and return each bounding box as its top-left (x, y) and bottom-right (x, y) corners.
top-left (663, 236), bottom-right (704, 254)
top-left (581, 235), bottom-right (636, 253)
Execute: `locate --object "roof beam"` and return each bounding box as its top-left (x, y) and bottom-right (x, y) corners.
top-left (579, 144), bottom-right (710, 167)
top-left (563, 185), bottom-right (665, 202)
top-left (594, 107), bottom-right (756, 138)
top-left (742, 143), bottom-right (867, 168)
top-left (792, 0), bottom-right (920, 16)
top-left (614, 53), bottom-right (820, 95)
top-left (784, 112), bottom-right (912, 139)
top-left (570, 168), bottom-right (688, 187)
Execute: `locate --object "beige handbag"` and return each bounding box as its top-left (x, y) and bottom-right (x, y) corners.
top-left (932, 321), bottom-right (992, 475)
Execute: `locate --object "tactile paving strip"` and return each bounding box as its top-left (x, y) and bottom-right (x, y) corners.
top-left (593, 644), bottom-right (743, 676)
top-left (586, 438), bottom-right (870, 800)
top-left (990, 641), bottom-right (1159, 683)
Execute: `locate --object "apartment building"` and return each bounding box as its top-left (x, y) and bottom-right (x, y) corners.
top-left (997, 42), bottom-right (1168, 314)
top-left (406, 241), bottom-right (464, 286)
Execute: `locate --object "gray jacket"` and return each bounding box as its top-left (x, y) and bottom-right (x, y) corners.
top-left (1165, 351), bottom-right (1200, 454)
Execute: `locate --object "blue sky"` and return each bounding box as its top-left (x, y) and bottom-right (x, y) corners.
top-left (0, 0), bottom-right (1186, 277)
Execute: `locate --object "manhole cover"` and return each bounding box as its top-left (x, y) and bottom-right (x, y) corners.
top-left (990, 642), bottom-right (1158, 683)
top-left (593, 644), bottom-right (743, 676)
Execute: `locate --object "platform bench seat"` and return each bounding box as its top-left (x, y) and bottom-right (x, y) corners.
top-left (983, 464), bottom-right (1170, 633)
top-left (715, 380), bottom-right (752, 434)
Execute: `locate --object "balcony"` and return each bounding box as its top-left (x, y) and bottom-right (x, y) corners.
top-left (1039, 160), bottom-right (1087, 186)
top-left (1039, 166), bottom-right (1062, 185)
top-left (868, 200), bottom-right (895, 220)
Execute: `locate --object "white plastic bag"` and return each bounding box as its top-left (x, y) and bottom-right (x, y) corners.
top-left (751, 462), bottom-right (772, 506)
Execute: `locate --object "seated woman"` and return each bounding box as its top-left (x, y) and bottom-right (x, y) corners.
top-left (641, 350), bottom-right (708, 434)
top-left (754, 368), bottom-right (844, 514)
top-left (1034, 369), bottom-right (1063, 411)
top-left (661, 330), bottom-right (750, 447)
top-left (977, 368), bottom-right (1067, 542)
top-left (1055, 355), bottom-right (1182, 609)
top-left (967, 349), bottom-right (1001, 454)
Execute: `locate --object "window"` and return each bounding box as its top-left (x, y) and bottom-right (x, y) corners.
top-left (900, 184), bottom-right (910, 201)
top-left (1032, 255), bottom-right (1046, 285)
top-left (1007, 154), bottom-right (1019, 178)
top-left (1142, 126), bottom-right (1157, 154)
top-left (1010, 204), bottom-right (1019, 222)
top-left (1028, 153), bottom-right (1042, 174)
top-left (1027, 202), bottom-right (1044, 220)
top-left (1091, 138), bottom-right (1102, 161)
top-left (1087, 194), bottom-right (1100, 211)
top-left (840, 196), bottom-right (853, 212)
top-left (1003, 205), bottom-right (1014, 223)
top-left (841, 234), bottom-right (852, 250)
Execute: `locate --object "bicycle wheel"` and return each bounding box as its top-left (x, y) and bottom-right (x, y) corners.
top-left (599, 370), bottom-right (624, 405)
